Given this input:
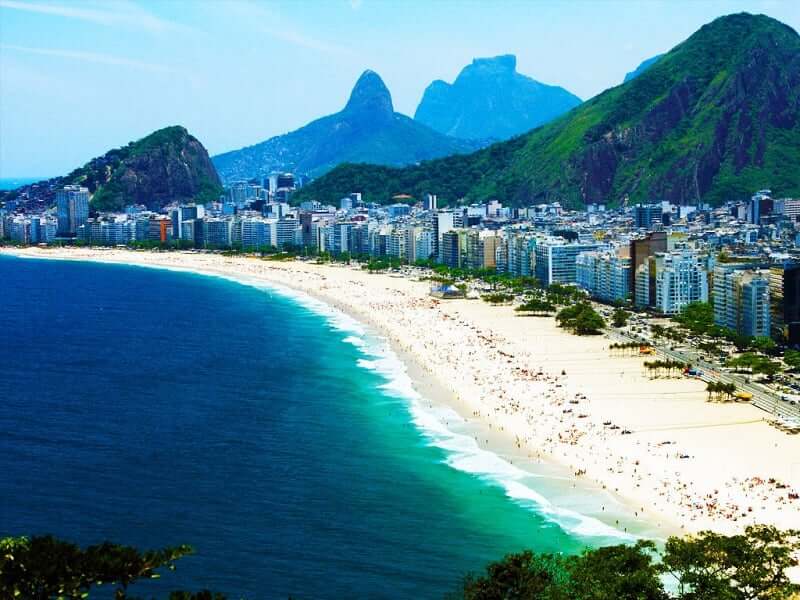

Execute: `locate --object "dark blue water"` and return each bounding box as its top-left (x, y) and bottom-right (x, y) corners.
top-left (0, 256), bottom-right (595, 599)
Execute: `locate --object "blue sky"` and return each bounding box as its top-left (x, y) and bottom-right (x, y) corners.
top-left (1, 0), bottom-right (798, 177)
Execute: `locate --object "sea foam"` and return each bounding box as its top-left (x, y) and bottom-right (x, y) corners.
top-left (149, 266), bottom-right (637, 544)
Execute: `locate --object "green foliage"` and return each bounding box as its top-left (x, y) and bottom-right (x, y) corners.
top-left (672, 302), bottom-right (718, 336)
top-left (0, 535), bottom-right (199, 599)
top-left (482, 292), bottom-right (515, 305)
top-left (563, 541), bottom-right (667, 600)
top-left (515, 298), bottom-right (556, 315)
top-left (67, 126), bottom-right (222, 213)
top-left (784, 349), bottom-right (800, 372)
top-left (458, 550), bottom-right (569, 600)
top-left (453, 526), bottom-right (800, 600)
top-left (705, 381), bottom-right (738, 402)
top-left (726, 353), bottom-right (782, 378)
top-left (611, 307), bottom-right (630, 328)
top-left (662, 525), bottom-right (800, 600)
top-left (556, 303), bottom-right (606, 335)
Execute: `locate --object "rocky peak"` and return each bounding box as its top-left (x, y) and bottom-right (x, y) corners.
top-left (343, 70), bottom-right (394, 118)
top-left (468, 54), bottom-right (517, 74)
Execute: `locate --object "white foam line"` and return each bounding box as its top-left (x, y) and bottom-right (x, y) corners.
top-left (203, 268), bottom-right (636, 543)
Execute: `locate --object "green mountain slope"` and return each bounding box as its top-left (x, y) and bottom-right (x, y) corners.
top-left (1, 126), bottom-right (222, 213)
top-left (296, 13), bottom-right (800, 207)
top-left (212, 71), bottom-right (482, 184)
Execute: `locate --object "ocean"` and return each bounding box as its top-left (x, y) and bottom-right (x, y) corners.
top-left (0, 177), bottom-right (44, 191)
top-left (0, 255), bottom-right (633, 599)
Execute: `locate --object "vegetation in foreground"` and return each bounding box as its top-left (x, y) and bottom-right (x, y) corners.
top-left (0, 536), bottom-right (223, 600)
top-left (5, 526), bottom-right (797, 599)
top-left (452, 525), bottom-right (800, 600)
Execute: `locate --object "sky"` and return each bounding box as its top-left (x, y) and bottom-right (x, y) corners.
top-left (1, 0), bottom-right (798, 178)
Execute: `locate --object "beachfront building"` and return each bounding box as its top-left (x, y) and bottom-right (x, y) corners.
top-left (6, 214), bottom-right (58, 244)
top-left (204, 217), bottom-right (233, 248)
top-left (505, 233), bottom-right (537, 277)
top-left (56, 185), bottom-right (89, 237)
top-left (575, 250), bottom-right (631, 303)
top-left (239, 216), bottom-right (275, 250)
top-left (713, 265), bottom-right (771, 338)
top-left (433, 210), bottom-right (454, 262)
top-left (78, 217), bottom-right (135, 245)
top-left (649, 249), bottom-right (709, 315)
top-left (386, 227), bottom-right (407, 261)
top-left (534, 238), bottom-right (602, 286)
top-left (770, 261), bottom-right (800, 346)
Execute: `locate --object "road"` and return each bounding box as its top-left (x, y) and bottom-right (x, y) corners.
top-left (606, 330), bottom-right (800, 422)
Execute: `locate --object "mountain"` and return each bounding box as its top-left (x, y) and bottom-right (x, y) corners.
top-left (414, 55), bottom-right (582, 141)
top-left (623, 54), bottom-right (664, 83)
top-left (212, 71), bottom-right (482, 183)
top-left (295, 13), bottom-right (800, 208)
top-left (1, 126), bottom-right (222, 213)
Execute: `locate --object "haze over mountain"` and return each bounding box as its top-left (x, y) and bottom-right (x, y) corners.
top-left (212, 71), bottom-right (482, 184)
top-left (623, 54), bottom-right (664, 83)
top-left (0, 126), bottom-right (222, 213)
top-left (296, 13), bottom-right (800, 208)
top-left (414, 55), bottom-right (582, 141)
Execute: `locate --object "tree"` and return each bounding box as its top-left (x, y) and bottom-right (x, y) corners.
top-left (0, 535), bottom-right (216, 600)
top-left (565, 541), bottom-right (667, 600)
top-left (515, 298), bottom-right (556, 316)
top-left (611, 307), bottom-right (630, 328)
top-left (452, 526), bottom-right (800, 600)
top-left (557, 303), bottom-right (606, 335)
top-left (574, 308), bottom-right (607, 335)
top-left (783, 349), bottom-right (800, 372)
top-left (750, 336), bottom-right (777, 354)
top-left (661, 525), bottom-right (800, 600)
top-left (458, 550), bottom-right (568, 600)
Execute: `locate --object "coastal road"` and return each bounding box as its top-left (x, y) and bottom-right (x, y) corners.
top-left (606, 330), bottom-right (800, 422)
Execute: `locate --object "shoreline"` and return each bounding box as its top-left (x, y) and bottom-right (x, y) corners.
top-left (4, 246), bottom-right (800, 541)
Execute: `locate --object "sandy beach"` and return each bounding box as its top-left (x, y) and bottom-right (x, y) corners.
top-left (5, 246), bottom-right (800, 539)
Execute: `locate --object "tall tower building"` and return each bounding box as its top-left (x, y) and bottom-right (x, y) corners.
top-left (56, 186), bottom-right (90, 236)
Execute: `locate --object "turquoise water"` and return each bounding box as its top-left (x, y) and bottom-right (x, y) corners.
top-left (0, 256), bottom-right (633, 598)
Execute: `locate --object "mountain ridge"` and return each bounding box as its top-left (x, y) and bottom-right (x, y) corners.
top-left (295, 13), bottom-right (800, 208)
top-left (414, 54), bottom-right (582, 141)
top-left (211, 70), bottom-right (482, 184)
top-left (0, 126), bottom-right (222, 213)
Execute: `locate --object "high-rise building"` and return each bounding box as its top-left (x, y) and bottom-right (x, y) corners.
top-left (770, 262), bottom-right (800, 346)
top-left (425, 194), bottom-right (438, 211)
top-left (534, 238), bottom-right (602, 286)
top-left (56, 185), bottom-right (89, 236)
top-left (749, 190), bottom-right (772, 225)
top-left (629, 231), bottom-right (669, 299)
top-left (440, 230), bottom-right (460, 268)
top-left (433, 211), bottom-right (454, 262)
top-left (649, 250), bottom-right (709, 314)
top-left (576, 250), bottom-right (631, 303)
top-left (634, 204), bottom-right (662, 229)
top-left (507, 234), bottom-right (537, 277)
top-left (714, 265), bottom-right (771, 338)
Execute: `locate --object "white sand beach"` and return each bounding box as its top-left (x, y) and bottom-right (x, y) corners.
top-left (5, 246), bottom-right (800, 538)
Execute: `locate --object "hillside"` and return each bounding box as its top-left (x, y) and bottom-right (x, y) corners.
top-left (295, 13), bottom-right (800, 208)
top-left (212, 71), bottom-right (482, 183)
top-left (414, 55), bottom-right (581, 141)
top-left (1, 126), bottom-right (222, 213)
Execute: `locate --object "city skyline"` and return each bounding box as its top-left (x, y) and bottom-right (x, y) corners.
top-left (2, 0), bottom-right (799, 178)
